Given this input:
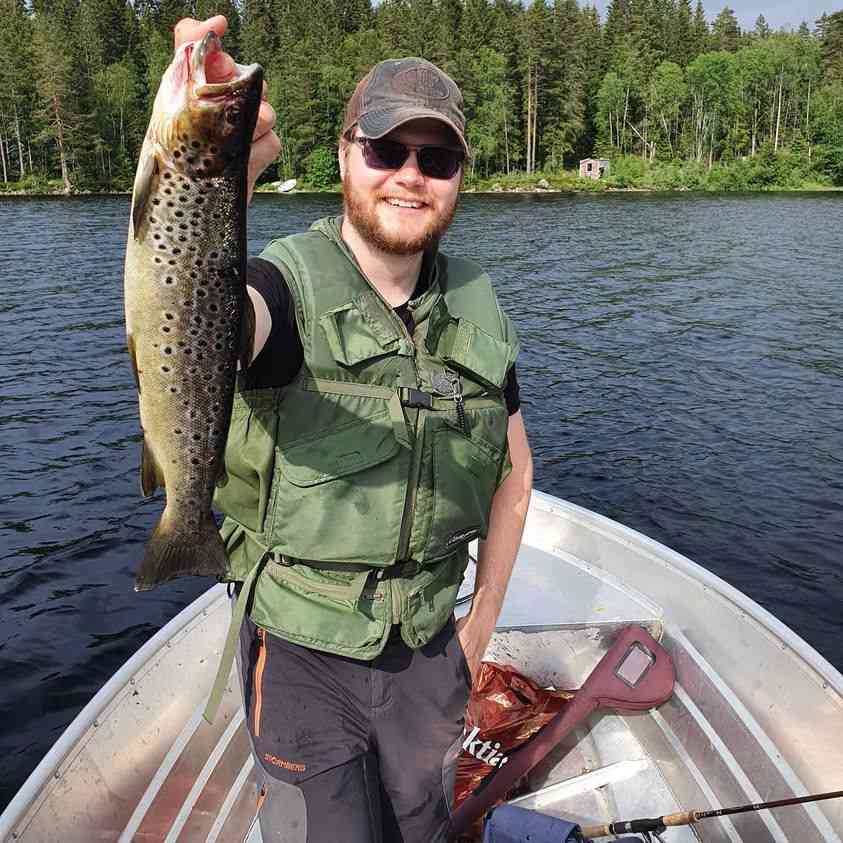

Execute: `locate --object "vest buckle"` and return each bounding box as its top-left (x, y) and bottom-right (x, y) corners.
top-left (401, 388), bottom-right (433, 410)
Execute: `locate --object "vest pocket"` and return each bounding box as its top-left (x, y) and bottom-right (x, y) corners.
top-left (320, 293), bottom-right (401, 367)
top-left (271, 410), bottom-right (406, 565)
top-left (425, 425), bottom-right (502, 560)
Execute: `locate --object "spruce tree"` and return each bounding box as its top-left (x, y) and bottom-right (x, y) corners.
top-left (711, 7), bottom-right (741, 53)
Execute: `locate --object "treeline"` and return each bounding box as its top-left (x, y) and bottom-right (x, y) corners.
top-left (1, 0), bottom-right (843, 192)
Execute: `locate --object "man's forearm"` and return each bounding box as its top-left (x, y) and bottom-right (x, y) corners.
top-left (457, 412), bottom-right (533, 674)
top-left (472, 445), bottom-right (533, 628)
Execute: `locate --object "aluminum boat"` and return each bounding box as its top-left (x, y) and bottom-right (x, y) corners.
top-left (2, 491), bottom-right (842, 842)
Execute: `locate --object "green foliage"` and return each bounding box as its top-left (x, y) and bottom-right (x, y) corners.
top-left (3, 0), bottom-right (842, 193)
top-left (301, 146), bottom-right (340, 190)
top-left (604, 155), bottom-right (647, 186)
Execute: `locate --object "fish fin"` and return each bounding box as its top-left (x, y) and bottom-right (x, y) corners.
top-left (141, 436), bottom-right (165, 496)
top-left (134, 510), bottom-right (229, 591)
top-left (130, 142), bottom-right (158, 241)
top-left (239, 289), bottom-right (255, 371)
top-left (127, 333), bottom-right (141, 393)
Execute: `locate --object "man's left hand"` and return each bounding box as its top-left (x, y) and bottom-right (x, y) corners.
top-left (455, 612), bottom-right (495, 684)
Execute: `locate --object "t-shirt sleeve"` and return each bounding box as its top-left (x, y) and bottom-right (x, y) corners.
top-left (504, 364), bottom-right (520, 416)
top-left (243, 256), bottom-right (304, 390)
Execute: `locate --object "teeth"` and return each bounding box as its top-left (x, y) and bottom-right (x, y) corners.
top-left (386, 199), bottom-right (422, 209)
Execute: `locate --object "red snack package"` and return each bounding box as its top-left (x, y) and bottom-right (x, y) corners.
top-left (453, 662), bottom-right (574, 841)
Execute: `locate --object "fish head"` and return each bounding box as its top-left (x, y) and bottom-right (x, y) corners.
top-left (149, 31), bottom-right (263, 176)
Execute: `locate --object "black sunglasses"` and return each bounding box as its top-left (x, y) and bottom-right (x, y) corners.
top-left (350, 136), bottom-right (465, 180)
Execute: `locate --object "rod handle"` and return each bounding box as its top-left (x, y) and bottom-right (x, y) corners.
top-left (579, 823), bottom-right (611, 838)
top-left (661, 811), bottom-right (698, 826)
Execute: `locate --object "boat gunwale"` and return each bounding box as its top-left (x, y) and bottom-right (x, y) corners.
top-left (0, 584), bottom-right (229, 839)
top-left (531, 490), bottom-right (843, 696)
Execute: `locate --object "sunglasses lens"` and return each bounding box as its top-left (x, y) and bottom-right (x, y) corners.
top-left (418, 147), bottom-right (463, 179)
top-left (363, 139), bottom-right (409, 171)
top-left (359, 138), bottom-right (464, 179)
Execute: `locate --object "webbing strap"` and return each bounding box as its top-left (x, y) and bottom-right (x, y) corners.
top-left (203, 559), bottom-right (263, 724)
top-left (302, 377), bottom-right (393, 400)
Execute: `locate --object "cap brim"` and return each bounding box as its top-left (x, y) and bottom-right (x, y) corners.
top-left (359, 108), bottom-right (469, 157)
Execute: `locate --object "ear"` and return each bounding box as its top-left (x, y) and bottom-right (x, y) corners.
top-left (338, 140), bottom-right (348, 180)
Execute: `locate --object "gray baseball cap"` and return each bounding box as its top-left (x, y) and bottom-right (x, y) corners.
top-left (341, 58), bottom-right (468, 155)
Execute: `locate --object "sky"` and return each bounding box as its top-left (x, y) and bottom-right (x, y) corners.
top-left (590, 1), bottom-right (836, 32)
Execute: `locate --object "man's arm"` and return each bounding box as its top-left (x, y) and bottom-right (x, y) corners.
top-left (248, 285), bottom-right (272, 361)
top-left (456, 410), bottom-right (533, 679)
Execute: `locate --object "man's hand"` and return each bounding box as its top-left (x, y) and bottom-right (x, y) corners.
top-left (174, 15), bottom-right (281, 201)
top-left (455, 612), bottom-right (494, 684)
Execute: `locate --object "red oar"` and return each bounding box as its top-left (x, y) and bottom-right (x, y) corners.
top-left (449, 625), bottom-right (676, 840)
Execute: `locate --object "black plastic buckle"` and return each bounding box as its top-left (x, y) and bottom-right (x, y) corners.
top-left (402, 388), bottom-right (433, 410)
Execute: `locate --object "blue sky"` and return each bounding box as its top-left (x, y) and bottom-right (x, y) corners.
top-left (590, 1), bottom-right (835, 31)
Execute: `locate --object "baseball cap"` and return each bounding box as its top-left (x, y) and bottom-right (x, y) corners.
top-left (341, 58), bottom-right (469, 156)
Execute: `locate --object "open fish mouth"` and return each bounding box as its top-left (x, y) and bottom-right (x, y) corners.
top-left (189, 31), bottom-right (261, 101)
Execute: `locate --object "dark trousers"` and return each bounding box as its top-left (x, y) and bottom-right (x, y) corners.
top-left (236, 614), bottom-right (472, 843)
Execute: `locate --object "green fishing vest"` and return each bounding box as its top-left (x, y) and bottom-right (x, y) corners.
top-left (214, 216), bottom-right (518, 661)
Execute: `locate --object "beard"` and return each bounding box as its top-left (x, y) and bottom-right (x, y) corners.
top-left (342, 171), bottom-right (458, 256)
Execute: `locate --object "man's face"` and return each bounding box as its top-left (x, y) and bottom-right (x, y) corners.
top-left (340, 118), bottom-right (462, 256)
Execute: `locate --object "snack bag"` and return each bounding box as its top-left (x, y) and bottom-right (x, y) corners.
top-left (453, 662), bottom-right (574, 840)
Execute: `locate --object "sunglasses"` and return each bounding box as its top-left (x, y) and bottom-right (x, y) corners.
top-left (350, 136), bottom-right (465, 180)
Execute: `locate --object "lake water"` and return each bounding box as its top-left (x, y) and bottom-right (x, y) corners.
top-left (1, 192), bottom-right (841, 811)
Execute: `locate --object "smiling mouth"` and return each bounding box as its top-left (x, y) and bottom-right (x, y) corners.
top-left (384, 198), bottom-right (426, 209)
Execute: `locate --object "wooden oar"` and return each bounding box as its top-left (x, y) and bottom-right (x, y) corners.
top-left (580, 790), bottom-right (843, 838)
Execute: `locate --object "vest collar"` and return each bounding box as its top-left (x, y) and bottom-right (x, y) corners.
top-left (311, 215), bottom-right (444, 328)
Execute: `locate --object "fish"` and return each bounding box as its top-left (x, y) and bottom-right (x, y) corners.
top-left (124, 31), bottom-right (262, 591)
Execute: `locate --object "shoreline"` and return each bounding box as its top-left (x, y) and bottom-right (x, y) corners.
top-left (3, 185), bottom-right (842, 197)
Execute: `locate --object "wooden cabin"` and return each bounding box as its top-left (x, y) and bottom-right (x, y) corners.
top-left (579, 158), bottom-right (610, 179)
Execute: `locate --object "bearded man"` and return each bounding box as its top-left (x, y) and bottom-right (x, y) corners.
top-left (176, 16), bottom-right (533, 843)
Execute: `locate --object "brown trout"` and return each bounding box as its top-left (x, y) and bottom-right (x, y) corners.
top-left (124, 32), bottom-right (262, 590)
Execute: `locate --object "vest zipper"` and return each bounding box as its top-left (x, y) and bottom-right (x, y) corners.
top-left (253, 628), bottom-right (267, 738)
top-left (340, 244), bottom-right (423, 566)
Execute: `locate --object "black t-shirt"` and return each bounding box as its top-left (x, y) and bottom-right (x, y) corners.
top-left (244, 256), bottom-right (521, 416)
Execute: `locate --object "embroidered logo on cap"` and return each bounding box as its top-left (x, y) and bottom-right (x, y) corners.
top-left (393, 66), bottom-right (449, 101)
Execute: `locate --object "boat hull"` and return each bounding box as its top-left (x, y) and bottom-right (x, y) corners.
top-left (2, 493), bottom-right (841, 841)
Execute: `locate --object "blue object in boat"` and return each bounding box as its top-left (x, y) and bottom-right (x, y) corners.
top-left (482, 804), bottom-right (643, 843)
top-left (482, 805), bottom-right (584, 842)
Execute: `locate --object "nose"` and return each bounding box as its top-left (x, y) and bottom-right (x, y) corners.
top-left (393, 149), bottom-right (424, 187)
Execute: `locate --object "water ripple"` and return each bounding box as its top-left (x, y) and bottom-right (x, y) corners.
top-left (1, 192), bottom-right (842, 811)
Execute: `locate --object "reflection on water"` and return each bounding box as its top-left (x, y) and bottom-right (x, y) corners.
top-left (1, 192), bottom-right (841, 809)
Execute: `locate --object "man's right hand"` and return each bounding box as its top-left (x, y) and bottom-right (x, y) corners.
top-left (174, 15), bottom-right (281, 201)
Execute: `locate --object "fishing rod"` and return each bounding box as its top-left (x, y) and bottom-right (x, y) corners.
top-left (579, 789), bottom-right (843, 839)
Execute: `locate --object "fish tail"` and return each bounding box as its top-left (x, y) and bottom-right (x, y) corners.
top-left (134, 509), bottom-right (228, 591)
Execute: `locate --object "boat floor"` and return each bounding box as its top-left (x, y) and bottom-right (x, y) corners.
top-left (4, 493), bottom-right (842, 842)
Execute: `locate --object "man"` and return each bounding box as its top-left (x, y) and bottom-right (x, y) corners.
top-left (176, 16), bottom-right (533, 843)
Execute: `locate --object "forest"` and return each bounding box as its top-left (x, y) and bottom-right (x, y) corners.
top-left (1, 0), bottom-right (843, 192)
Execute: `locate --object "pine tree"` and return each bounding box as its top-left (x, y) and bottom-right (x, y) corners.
top-left (670, 0), bottom-right (694, 66)
top-left (711, 7), bottom-right (740, 53)
top-left (0, 0), bottom-right (35, 181)
top-left (818, 11), bottom-right (843, 82)
top-left (753, 14), bottom-right (771, 40)
top-left (691, 0), bottom-right (708, 57)
top-left (32, 13), bottom-right (84, 191)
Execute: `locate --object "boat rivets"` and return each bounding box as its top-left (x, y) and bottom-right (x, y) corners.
top-left (130, 678), bottom-right (136, 685)
top-left (93, 719), bottom-right (99, 727)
